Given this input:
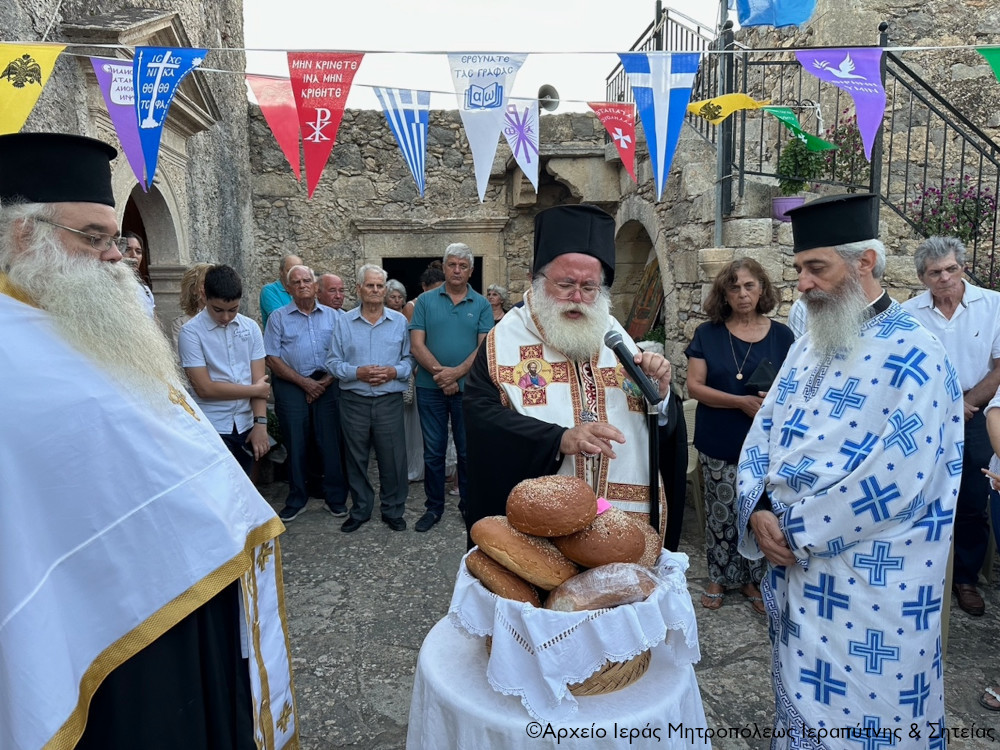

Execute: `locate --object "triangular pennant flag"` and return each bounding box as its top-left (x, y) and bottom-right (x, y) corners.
top-left (736, 0), bottom-right (817, 27)
top-left (762, 106), bottom-right (837, 151)
top-left (134, 46), bottom-right (207, 188)
top-left (247, 75), bottom-right (302, 181)
top-left (796, 48), bottom-right (885, 160)
top-left (618, 52), bottom-right (701, 201)
top-left (588, 102), bottom-right (637, 183)
top-left (502, 100), bottom-right (540, 192)
top-left (91, 57), bottom-right (146, 189)
top-left (977, 48), bottom-right (1000, 82)
top-left (286, 52), bottom-right (364, 198)
top-left (0, 43), bottom-right (65, 134)
top-left (447, 53), bottom-right (527, 202)
top-left (374, 87), bottom-right (430, 197)
top-left (687, 93), bottom-right (769, 125)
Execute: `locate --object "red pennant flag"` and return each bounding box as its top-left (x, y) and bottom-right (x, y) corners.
top-left (588, 102), bottom-right (637, 183)
top-left (247, 74), bottom-right (302, 181)
top-left (286, 52), bottom-right (363, 198)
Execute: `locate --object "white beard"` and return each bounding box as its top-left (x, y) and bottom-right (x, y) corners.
top-left (530, 277), bottom-right (611, 363)
top-left (804, 268), bottom-right (870, 360)
top-left (6, 233), bottom-right (183, 407)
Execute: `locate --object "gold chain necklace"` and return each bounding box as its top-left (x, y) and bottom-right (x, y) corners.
top-left (729, 330), bottom-right (753, 381)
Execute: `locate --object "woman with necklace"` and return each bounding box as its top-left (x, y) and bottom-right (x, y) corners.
top-left (685, 258), bottom-right (794, 615)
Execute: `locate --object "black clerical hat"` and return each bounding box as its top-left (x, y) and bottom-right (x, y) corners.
top-left (786, 193), bottom-right (879, 253)
top-left (532, 204), bottom-right (616, 287)
top-left (0, 132), bottom-right (117, 207)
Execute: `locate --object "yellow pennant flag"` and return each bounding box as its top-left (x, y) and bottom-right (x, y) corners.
top-left (0, 43), bottom-right (66, 134)
top-left (687, 93), bottom-right (769, 125)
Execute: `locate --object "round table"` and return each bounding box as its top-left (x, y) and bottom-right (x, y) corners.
top-left (406, 618), bottom-right (710, 749)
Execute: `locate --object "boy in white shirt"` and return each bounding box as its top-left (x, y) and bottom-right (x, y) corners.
top-left (178, 264), bottom-right (271, 474)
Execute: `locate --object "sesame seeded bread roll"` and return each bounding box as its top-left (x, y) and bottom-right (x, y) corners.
top-left (470, 516), bottom-right (579, 591)
top-left (465, 549), bottom-right (542, 606)
top-left (637, 521), bottom-right (664, 568)
top-left (551, 506), bottom-right (645, 568)
top-left (505, 475), bottom-right (598, 537)
top-left (545, 562), bottom-right (659, 612)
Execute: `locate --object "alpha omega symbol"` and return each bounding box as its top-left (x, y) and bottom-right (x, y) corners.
top-left (304, 107), bottom-right (332, 142)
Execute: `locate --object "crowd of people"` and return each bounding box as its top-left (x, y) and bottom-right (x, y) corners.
top-left (3, 129), bottom-right (998, 747)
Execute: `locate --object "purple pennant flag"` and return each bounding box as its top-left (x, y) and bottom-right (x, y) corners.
top-left (90, 57), bottom-right (146, 190)
top-left (795, 48), bottom-right (885, 160)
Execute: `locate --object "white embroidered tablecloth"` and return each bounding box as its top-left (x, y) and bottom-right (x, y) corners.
top-left (447, 549), bottom-right (701, 722)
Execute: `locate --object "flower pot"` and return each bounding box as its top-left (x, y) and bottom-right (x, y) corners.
top-left (772, 195), bottom-right (806, 222)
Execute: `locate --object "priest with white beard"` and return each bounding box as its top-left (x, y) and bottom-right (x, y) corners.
top-left (0, 133), bottom-right (296, 749)
top-left (737, 194), bottom-right (963, 749)
top-left (463, 204), bottom-right (684, 547)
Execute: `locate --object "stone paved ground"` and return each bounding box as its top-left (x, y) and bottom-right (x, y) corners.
top-left (259, 477), bottom-right (1000, 749)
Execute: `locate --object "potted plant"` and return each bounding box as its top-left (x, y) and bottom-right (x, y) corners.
top-left (773, 136), bottom-right (827, 221)
top-left (824, 111), bottom-right (871, 193)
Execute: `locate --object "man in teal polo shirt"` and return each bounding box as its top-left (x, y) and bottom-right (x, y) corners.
top-left (409, 243), bottom-right (493, 532)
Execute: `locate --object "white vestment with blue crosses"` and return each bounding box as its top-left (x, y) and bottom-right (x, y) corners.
top-left (737, 299), bottom-right (963, 749)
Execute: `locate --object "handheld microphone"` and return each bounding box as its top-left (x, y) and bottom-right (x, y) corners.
top-left (603, 330), bottom-right (663, 405)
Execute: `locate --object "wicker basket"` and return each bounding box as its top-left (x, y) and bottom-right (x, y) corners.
top-left (485, 636), bottom-right (651, 696)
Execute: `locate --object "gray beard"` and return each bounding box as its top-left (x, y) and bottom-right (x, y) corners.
top-left (7, 235), bottom-right (183, 407)
top-left (803, 270), bottom-right (870, 360)
top-left (529, 277), bottom-right (611, 362)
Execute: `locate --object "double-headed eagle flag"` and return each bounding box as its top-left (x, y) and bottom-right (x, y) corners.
top-left (687, 93), bottom-right (769, 125)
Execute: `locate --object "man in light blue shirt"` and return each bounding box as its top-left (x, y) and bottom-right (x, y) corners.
top-left (178, 265), bottom-right (271, 475)
top-left (326, 264), bottom-right (413, 532)
top-left (409, 243), bottom-right (493, 532)
top-left (259, 254), bottom-right (302, 329)
top-left (264, 264), bottom-right (348, 521)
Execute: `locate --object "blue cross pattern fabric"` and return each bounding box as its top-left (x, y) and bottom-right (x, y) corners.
top-left (374, 87), bottom-right (430, 197)
top-left (737, 300), bottom-right (963, 749)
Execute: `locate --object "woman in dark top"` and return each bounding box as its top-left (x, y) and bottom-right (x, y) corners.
top-left (685, 258), bottom-right (794, 614)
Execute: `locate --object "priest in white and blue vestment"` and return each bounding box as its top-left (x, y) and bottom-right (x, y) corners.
top-left (737, 194), bottom-right (963, 749)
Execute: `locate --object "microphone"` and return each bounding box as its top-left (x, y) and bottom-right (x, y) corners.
top-left (603, 330), bottom-right (663, 405)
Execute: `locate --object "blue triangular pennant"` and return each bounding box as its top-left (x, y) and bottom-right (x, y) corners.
top-left (374, 87), bottom-right (430, 197)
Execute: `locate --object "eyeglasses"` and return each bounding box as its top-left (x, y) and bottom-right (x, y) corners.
top-left (924, 264), bottom-right (963, 281)
top-left (34, 218), bottom-right (128, 254)
top-left (538, 272), bottom-right (602, 301)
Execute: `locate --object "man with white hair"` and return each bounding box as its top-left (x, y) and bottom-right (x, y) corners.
top-left (463, 204), bottom-right (675, 543)
top-left (318, 272), bottom-right (346, 310)
top-left (737, 194), bottom-right (963, 746)
top-left (259, 252), bottom-right (303, 328)
top-left (0, 132), bottom-right (295, 748)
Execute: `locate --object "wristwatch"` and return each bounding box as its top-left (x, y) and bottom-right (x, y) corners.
top-left (253, 416), bottom-right (268, 425)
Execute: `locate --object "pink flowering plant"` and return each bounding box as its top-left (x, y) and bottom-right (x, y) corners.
top-left (909, 176), bottom-right (996, 245)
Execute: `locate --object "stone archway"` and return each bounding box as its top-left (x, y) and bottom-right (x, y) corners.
top-left (612, 218), bottom-right (656, 325)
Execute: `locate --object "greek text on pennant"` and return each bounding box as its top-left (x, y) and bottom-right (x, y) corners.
top-left (374, 87), bottom-right (430, 197)
top-left (796, 48), bottom-right (885, 160)
top-left (247, 75), bottom-right (302, 181)
top-left (0, 43), bottom-right (65, 134)
top-left (618, 52), bottom-right (701, 201)
top-left (687, 93), bottom-right (769, 125)
top-left (287, 52), bottom-right (364, 199)
top-left (448, 53), bottom-right (527, 202)
top-left (91, 58), bottom-right (146, 189)
top-left (503, 100), bottom-right (539, 192)
top-left (588, 102), bottom-right (637, 183)
top-left (133, 46), bottom-right (207, 188)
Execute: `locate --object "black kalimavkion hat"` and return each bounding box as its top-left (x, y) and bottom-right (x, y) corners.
top-left (786, 193), bottom-right (879, 252)
top-left (0, 132), bottom-right (117, 207)
top-left (532, 204), bottom-right (617, 287)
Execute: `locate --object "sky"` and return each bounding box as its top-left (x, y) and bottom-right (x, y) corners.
top-left (241, 0), bottom-right (726, 112)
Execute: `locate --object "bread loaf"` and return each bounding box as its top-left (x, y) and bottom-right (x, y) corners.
top-left (545, 563), bottom-right (659, 612)
top-left (506, 475), bottom-right (598, 537)
top-left (552, 506), bottom-right (645, 568)
top-left (471, 516), bottom-right (579, 590)
top-left (465, 549), bottom-right (542, 606)
top-left (637, 522), bottom-right (663, 568)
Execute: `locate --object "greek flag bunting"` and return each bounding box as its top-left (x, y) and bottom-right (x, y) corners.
top-left (618, 52), bottom-right (701, 201)
top-left (374, 87), bottom-right (430, 197)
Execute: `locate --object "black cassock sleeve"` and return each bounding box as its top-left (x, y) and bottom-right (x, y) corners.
top-left (463, 340), bottom-right (567, 548)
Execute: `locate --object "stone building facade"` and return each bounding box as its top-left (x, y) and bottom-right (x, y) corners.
top-left (4, 0), bottom-right (253, 327)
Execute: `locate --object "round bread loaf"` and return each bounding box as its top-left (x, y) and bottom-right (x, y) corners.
top-left (465, 549), bottom-right (542, 606)
top-left (552, 506), bottom-right (645, 568)
top-left (545, 562), bottom-right (659, 612)
top-left (506, 475), bottom-right (598, 537)
top-left (637, 522), bottom-right (663, 568)
top-left (470, 516), bottom-right (579, 591)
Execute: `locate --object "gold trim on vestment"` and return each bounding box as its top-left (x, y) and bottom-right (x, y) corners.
top-left (272, 537), bottom-right (300, 749)
top-left (45, 516), bottom-right (286, 750)
top-left (0, 272), bottom-right (39, 307)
